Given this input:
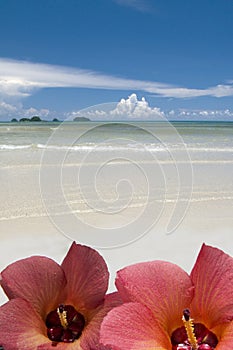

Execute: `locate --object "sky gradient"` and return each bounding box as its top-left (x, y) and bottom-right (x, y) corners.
top-left (0, 0), bottom-right (233, 121)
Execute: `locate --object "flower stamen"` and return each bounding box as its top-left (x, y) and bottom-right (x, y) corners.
top-left (182, 309), bottom-right (198, 350)
top-left (46, 304), bottom-right (85, 343)
top-left (57, 304), bottom-right (68, 330)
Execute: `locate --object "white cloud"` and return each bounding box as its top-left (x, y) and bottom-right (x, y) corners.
top-left (0, 58), bottom-right (170, 101)
top-left (0, 101), bottom-right (18, 114)
top-left (0, 101), bottom-right (53, 120)
top-left (150, 84), bottom-right (233, 98)
top-left (175, 108), bottom-right (233, 120)
top-left (23, 107), bottom-right (50, 118)
top-left (70, 93), bottom-right (165, 121)
top-left (69, 94), bottom-right (233, 121)
top-left (1, 58), bottom-right (233, 102)
top-left (110, 93), bottom-right (164, 119)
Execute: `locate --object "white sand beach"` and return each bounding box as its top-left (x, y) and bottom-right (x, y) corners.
top-left (1, 198), bottom-right (233, 306)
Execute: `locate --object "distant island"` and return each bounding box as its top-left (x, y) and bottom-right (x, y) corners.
top-left (10, 116), bottom-right (91, 122)
top-left (11, 116), bottom-right (60, 123)
top-left (73, 116), bottom-right (91, 122)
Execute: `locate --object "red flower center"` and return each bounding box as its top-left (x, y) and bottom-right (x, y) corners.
top-left (46, 304), bottom-right (85, 343)
top-left (171, 309), bottom-right (218, 350)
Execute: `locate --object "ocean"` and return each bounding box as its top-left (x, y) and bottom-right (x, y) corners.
top-left (0, 120), bottom-right (233, 248)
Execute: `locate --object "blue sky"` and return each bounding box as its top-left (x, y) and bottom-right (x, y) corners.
top-left (0, 0), bottom-right (233, 121)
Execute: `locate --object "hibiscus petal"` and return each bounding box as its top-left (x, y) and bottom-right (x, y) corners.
top-left (190, 244), bottom-right (233, 328)
top-left (116, 261), bottom-right (194, 333)
top-left (61, 242), bottom-right (109, 311)
top-left (0, 256), bottom-right (66, 318)
top-left (100, 302), bottom-right (170, 350)
top-left (80, 292), bottom-right (122, 350)
top-left (215, 321), bottom-right (233, 350)
top-left (0, 298), bottom-right (48, 350)
top-left (38, 341), bottom-right (82, 349)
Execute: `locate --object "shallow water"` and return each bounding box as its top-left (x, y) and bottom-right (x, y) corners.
top-left (0, 121), bottom-right (233, 239)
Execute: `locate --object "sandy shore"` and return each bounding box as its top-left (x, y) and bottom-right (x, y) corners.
top-left (1, 199), bottom-right (232, 306)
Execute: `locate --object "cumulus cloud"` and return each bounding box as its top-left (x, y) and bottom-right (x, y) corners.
top-left (0, 100), bottom-right (53, 120)
top-left (69, 94), bottom-right (233, 121)
top-left (174, 108), bottom-right (233, 121)
top-left (0, 101), bottom-right (18, 114)
top-left (110, 93), bottom-right (164, 119)
top-left (70, 93), bottom-right (165, 121)
top-left (1, 58), bottom-right (233, 102)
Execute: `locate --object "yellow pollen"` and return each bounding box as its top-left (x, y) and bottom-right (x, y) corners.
top-left (57, 307), bottom-right (68, 329)
top-left (182, 312), bottom-right (198, 350)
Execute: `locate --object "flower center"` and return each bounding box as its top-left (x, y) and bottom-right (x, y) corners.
top-left (171, 309), bottom-right (218, 350)
top-left (46, 304), bottom-right (85, 343)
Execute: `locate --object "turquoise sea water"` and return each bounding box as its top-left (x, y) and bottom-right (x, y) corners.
top-left (1, 121), bottom-right (233, 151)
top-left (0, 121), bottom-right (233, 238)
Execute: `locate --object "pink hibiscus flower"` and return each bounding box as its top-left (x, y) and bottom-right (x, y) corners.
top-left (0, 242), bottom-right (121, 349)
top-left (100, 244), bottom-right (233, 350)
